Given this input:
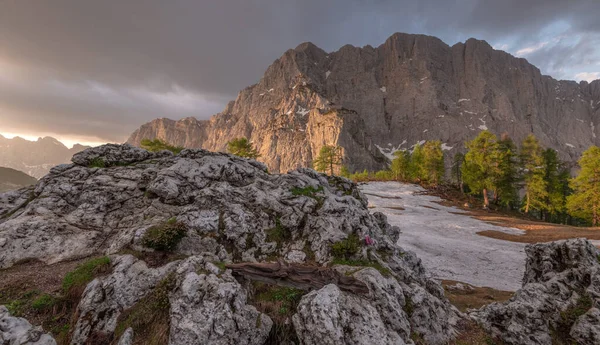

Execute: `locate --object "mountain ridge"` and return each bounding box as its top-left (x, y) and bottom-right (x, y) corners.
top-left (127, 32), bottom-right (600, 173)
top-left (0, 134), bottom-right (90, 178)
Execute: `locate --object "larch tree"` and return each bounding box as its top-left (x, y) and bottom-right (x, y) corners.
top-left (313, 145), bottom-right (343, 175)
top-left (421, 140), bottom-right (445, 185)
top-left (391, 150), bottom-right (411, 181)
top-left (495, 134), bottom-right (520, 208)
top-left (226, 137), bottom-right (261, 159)
top-left (461, 131), bottom-right (501, 208)
top-left (567, 146), bottom-right (600, 226)
top-left (542, 148), bottom-right (569, 222)
top-left (410, 144), bottom-right (425, 182)
top-left (519, 134), bottom-right (547, 214)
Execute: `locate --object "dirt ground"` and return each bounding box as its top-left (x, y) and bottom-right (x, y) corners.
top-left (441, 280), bottom-right (514, 312)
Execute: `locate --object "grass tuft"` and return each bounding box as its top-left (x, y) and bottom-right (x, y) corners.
top-left (88, 157), bottom-right (106, 168)
top-left (62, 256), bottom-right (111, 295)
top-left (141, 219), bottom-right (187, 251)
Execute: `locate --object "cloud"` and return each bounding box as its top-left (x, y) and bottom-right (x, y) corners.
top-left (516, 41), bottom-right (549, 56)
top-left (575, 72), bottom-right (600, 82)
top-left (0, 0), bottom-right (599, 143)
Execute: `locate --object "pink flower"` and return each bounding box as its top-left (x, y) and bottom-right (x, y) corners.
top-left (365, 235), bottom-right (374, 246)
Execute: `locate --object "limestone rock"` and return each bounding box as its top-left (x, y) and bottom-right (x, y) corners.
top-left (127, 33), bottom-right (600, 173)
top-left (0, 305), bottom-right (56, 345)
top-left (293, 267), bottom-right (462, 345)
top-left (471, 239), bottom-right (600, 345)
top-left (71, 255), bottom-right (179, 345)
top-left (169, 266), bottom-right (273, 345)
top-left (0, 144), bottom-right (390, 269)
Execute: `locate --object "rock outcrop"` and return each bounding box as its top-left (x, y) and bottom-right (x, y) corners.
top-left (0, 305), bottom-right (56, 345)
top-left (0, 144), bottom-right (463, 344)
top-left (127, 33), bottom-right (600, 173)
top-left (471, 239), bottom-right (600, 345)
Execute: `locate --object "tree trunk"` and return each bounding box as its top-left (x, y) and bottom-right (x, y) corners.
top-left (525, 192), bottom-right (530, 214)
top-left (483, 188), bottom-right (489, 208)
top-left (226, 260), bottom-right (369, 294)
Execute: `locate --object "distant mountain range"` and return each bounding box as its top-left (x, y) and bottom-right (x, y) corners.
top-left (0, 167), bottom-right (37, 192)
top-left (0, 135), bottom-right (89, 178)
top-left (128, 32), bottom-right (600, 173)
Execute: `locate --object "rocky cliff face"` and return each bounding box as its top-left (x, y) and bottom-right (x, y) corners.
top-left (128, 33), bottom-right (600, 173)
top-left (0, 135), bottom-right (89, 178)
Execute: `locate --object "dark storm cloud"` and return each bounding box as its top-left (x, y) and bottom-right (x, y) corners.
top-left (0, 0), bottom-right (599, 143)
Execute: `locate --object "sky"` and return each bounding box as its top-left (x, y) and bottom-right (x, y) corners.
top-left (1, 0), bottom-right (599, 147)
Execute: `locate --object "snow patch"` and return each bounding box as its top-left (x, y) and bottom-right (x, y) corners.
top-left (325, 71), bottom-right (331, 79)
top-left (423, 129), bottom-right (428, 133)
top-left (268, 88), bottom-right (274, 92)
top-left (441, 143), bottom-right (454, 151)
top-left (566, 143), bottom-right (575, 148)
top-left (380, 86), bottom-right (387, 93)
top-left (478, 118), bottom-right (488, 130)
top-left (361, 182), bottom-right (525, 291)
top-left (375, 140), bottom-right (408, 160)
top-left (592, 122), bottom-right (596, 138)
top-left (576, 118), bottom-right (584, 123)
top-left (464, 110), bottom-right (477, 115)
top-left (437, 114), bottom-right (445, 118)
top-left (296, 107), bottom-right (310, 116)
top-left (458, 99), bottom-right (470, 103)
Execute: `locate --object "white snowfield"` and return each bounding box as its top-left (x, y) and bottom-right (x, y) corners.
top-left (361, 182), bottom-right (526, 291)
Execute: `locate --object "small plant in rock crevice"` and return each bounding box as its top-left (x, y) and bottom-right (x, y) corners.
top-left (265, 217), bottom-right (291, 248)
top-left (114, 274), bottom-right (176, 345)
top-left (141, 218), bottom-right (187, 251)
top-left (330, 233), bottom-right (360, 260)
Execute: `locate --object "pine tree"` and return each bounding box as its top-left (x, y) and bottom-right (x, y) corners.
top-left (495, 134), bottom-right (519, 209)
top-left (140, 138), bottom-right (184, 154)
top-left (391, 150), bottom-right (411, 181)
top-left (567, 146), bottom-right (600, 226)
top-left (313, 145), bottom-right (343, 175)
top-left (421, 141), bottom-right (445, 185)
top-left (461, 131), bottom-right (502, 208)
top-left (519, 134), bottom-right (547, 215)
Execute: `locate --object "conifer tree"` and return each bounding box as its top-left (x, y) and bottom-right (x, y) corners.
top-left (542, 148), bottom-right (569, 222)
top-left (461, 131), bottom-right (501, 208)
top-left (495, 134), bottom-right (519, 208)
top-left (391, 150), bottom-right (411, 181)
top-left (520, 134), bottom-right (547, 214)
top-left (410, 144), bottom-right (425, 182)
top-left (567, 146), bottom-right (600, 226)
top-left (313, 145), bottom-right (343, 175)
top-left (421, 141), bottom-right (445, 185)
top-left (226, 137), bottom-right (261, 159)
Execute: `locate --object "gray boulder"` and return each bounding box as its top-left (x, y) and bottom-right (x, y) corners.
top-left (0, 305), bottom-right (56, 345)
top-left (471, 238), bottom-right (600, 345)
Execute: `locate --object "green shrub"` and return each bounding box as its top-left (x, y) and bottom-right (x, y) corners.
top-left (141, 138), bottom-right (184, 154)
top-left (291, 185), bottom-right (323, 199)
top-left (62, 257), bottom-right (111, 294)
top-left (330, 233), bottom-right (360, 260)
top-left (88, 157), bottom-right (106, 168)
top-left (31, 294), bottom-right (57, 311)
top-left (142, 219), bottom-right (187, 251)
